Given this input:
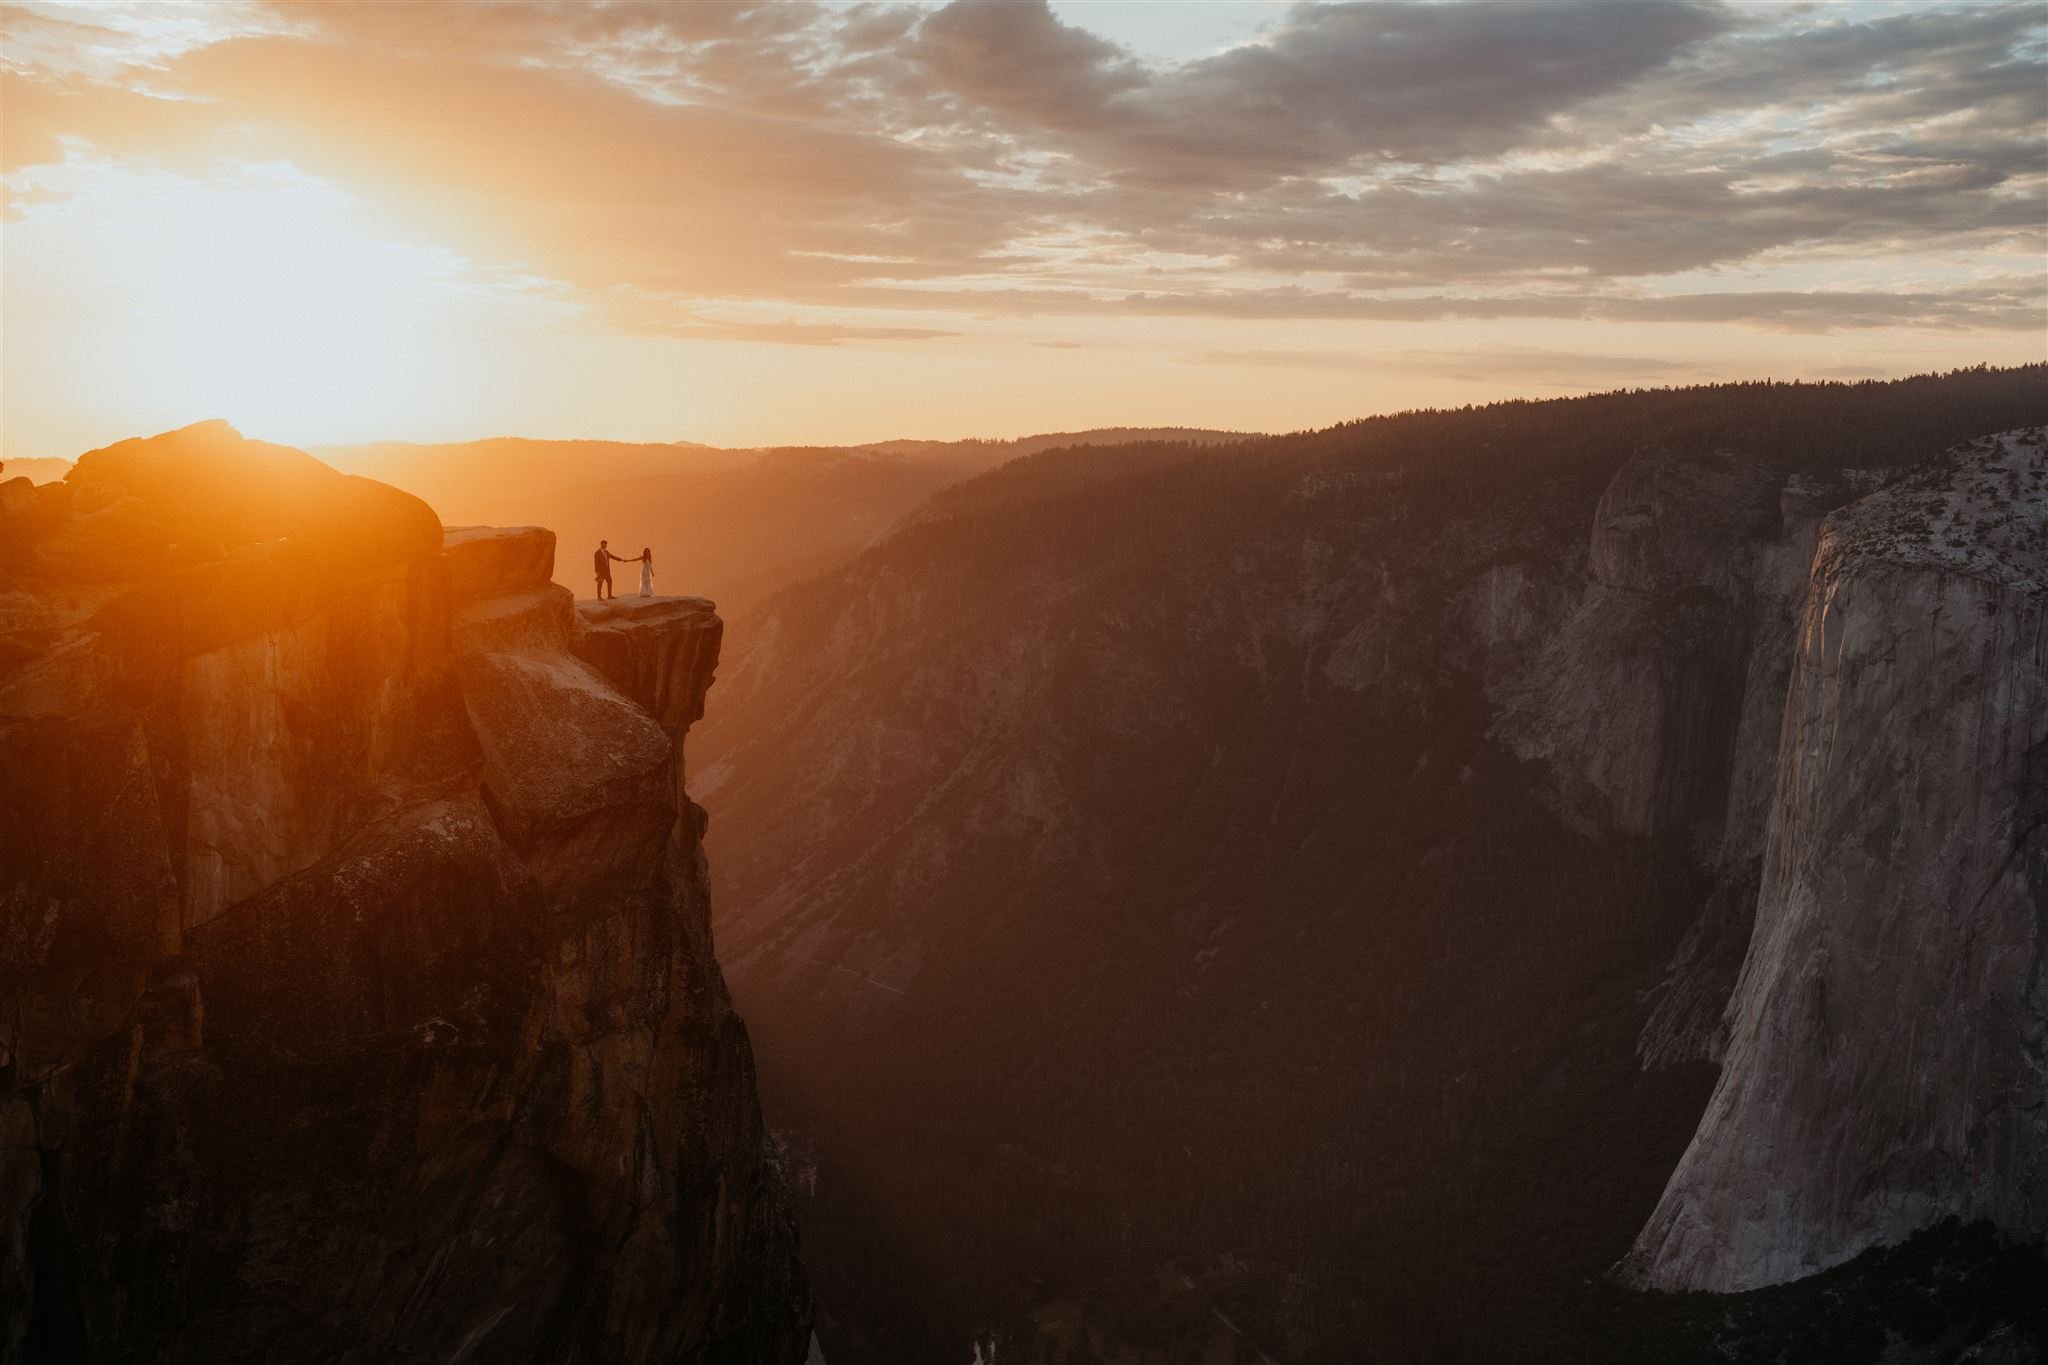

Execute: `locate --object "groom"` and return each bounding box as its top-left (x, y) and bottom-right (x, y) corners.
top-left (593, 539), bottom-right (631, 601)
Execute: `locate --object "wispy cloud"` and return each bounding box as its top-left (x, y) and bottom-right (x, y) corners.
top-left (1180, 345), bottom-right (1699, 384)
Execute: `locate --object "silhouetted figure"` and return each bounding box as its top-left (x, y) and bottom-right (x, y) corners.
top-left (639, 547), bottom-right (654, 597)
top-left (594, 539), bottom-right (631, 601)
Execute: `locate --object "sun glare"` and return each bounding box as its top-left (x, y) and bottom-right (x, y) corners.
top-left (3, 158), bottom-right (561, 454)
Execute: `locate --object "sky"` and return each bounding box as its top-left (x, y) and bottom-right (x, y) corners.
top-left (2, 0), bottom-right (2044, 458)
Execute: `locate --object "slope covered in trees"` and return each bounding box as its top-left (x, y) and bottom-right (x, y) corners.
top-left (689, 367), bottom-right (2048, 1363)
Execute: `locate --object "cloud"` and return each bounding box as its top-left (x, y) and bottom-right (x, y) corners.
top-left (1118, 0), bottom-right (1728, 184)
top-left (645, 317), bottom-right (960, 346)
top-left (22, 28), bottom-right (1017, 299)
top-left (806, 279), bottom-right (2041, 332)
top-left (1181, 345), bottom-right (1699, 383)
top-left (2, 0), bottom-right (2042, 339)
top-left (915, 0), bottom-right (1143, 133)
top-left (907, 0), bottom-right (1731, 187)
top-left (1599, 286), bottom-right (2045, 333)
top-left (1136, 284), bottom-right (2045, 332)
top-left (1381, 346), bottom-right (1694, 382)
top-left (1179, 348), bottom-right (1369, 371)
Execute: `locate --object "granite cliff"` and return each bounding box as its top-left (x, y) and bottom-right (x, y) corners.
top-left (1624, 428), bottom-right (2048, 1291)
top-left (1491, 423), bottom-right (2048, 1292)
top-left (1487, 425), bottom-right (2048, 1291)
top-left (0, 421), bottom-right (809, 1363)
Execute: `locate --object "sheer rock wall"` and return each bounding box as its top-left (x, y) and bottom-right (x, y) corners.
top-left (1624, 428), bottom-right (2048, 1290)
top-left (0, 423), bottom-right (808, 1364)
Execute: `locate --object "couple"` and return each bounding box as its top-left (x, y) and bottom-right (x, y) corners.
top-left (593, 539), bottom-right (654, 601)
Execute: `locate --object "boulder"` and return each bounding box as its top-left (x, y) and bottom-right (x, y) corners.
top-left (454, 648), bottom-right (674, 913)
top-left (445, 524), bottom-right (556, 597)
top-left (451, 585), bottom-right (575, 656)
top-left (0, 479), bottom-right (33, 520)
top-left (574, 595), bottom-right (723, 737)
top-left (25, 421), bottom-right (441, 583)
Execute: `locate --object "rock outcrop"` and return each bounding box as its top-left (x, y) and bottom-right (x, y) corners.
top-left (1497, 447), bottom-right (1792, 846)
top-left (0, 422), bottom-right (809, 1363)
top-left (1625, 427), bottom-right (2048, 1290)
top-left (1490, 446), bottom-right (1938, 1076)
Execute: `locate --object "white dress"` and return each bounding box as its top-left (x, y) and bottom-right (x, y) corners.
top-left (639, 559), bottom-right (654, 597)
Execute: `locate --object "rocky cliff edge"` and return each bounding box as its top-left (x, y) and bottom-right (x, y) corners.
top-left (1624, 427), bottom-right (2048, 1290)
top-left (0, 421), bottom-right (810, 1363)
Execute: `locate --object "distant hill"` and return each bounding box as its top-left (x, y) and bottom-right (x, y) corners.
top-left (322, 429), bottom-right (1252, 625)
top-left (319, 436), bottom-right (754, 490)
top-left (855, 427), bottom-right (1255, 468)
top-left (324, 438), bottom-right (952, 624)
top-left (1, 457), bottom-right (73, 485)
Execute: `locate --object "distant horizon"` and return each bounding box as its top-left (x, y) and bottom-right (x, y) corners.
top-left (14, 360), bottom-right (2044, 469)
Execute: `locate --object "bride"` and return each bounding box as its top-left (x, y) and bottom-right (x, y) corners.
top-left (638, 547), bottom-right (654, 597)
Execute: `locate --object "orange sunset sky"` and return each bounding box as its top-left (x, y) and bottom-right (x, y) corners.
top-left (3, 0), bottom-right (2044, 459)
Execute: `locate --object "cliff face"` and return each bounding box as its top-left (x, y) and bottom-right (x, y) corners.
top-left (1493, 450), bottom-right (1879, 1070)
top-left (679, 379), bottom-right (2048, 1361)
top-left (687, 422), bottom-right (1739, 1361)
top-left (1494, 447), bottom-right (1784, 845)
top-left (0, 422), bottom-right (809, 1363)
top-left (1512, 427), bottom-right (2048, 1291)
top-left (1625, 428), bottom-right (2048, 1291)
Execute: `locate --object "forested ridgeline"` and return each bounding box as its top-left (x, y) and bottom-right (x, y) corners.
top-left (696, 365), bottom-right (2048, 1364)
